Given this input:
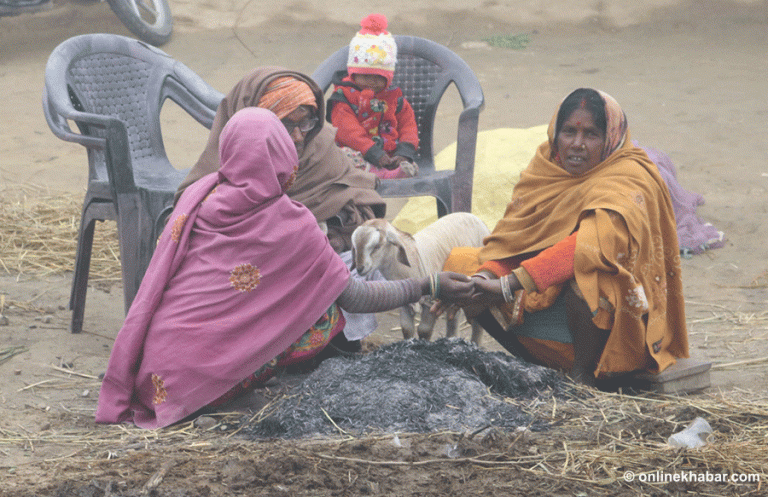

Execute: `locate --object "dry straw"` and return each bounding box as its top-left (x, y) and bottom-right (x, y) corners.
top-left (1, 384), bottom-right (766, 492)
top-left (0, 183), bottom-right (121, 284)
top-left (2, 183), bottom-right (767, 493)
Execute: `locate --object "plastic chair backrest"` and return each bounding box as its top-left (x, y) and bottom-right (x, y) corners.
top-left (44, 34), bottom-right (222, 200)
top-left (312, 36), bottom-right (484, 214)
top-left (43, 34), bottom-right (224, 330)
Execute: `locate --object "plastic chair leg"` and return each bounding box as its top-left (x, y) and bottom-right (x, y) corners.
top-left (69, 216), bottom-right (97, 334)
top-left (436, 197), bottom-right (450, 218)
top-left (116, 194), bottom-right (162, 314)
top-left (69, 201), bottom-right (116, 333)
top-left (435, 181), bottom-right (453, 217)
top-left (115, 199), bottom-right (142, 314)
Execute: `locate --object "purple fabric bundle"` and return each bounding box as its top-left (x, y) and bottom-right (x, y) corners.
top-left (638, 143), bottom-right (725, 256)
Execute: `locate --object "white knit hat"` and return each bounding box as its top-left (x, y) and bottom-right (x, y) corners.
top-left (347, 13), bottom-right (397, 87)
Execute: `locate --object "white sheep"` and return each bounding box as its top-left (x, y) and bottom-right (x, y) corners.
top-left (351, 212), bottom-right (490, 343)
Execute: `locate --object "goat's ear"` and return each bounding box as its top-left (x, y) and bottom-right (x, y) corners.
top-left (349, 245), bottom-right (357, 271)
top-left (396, 244), bottom-right (411, 267)
top-left (384, 229), bottom-right (412, 267)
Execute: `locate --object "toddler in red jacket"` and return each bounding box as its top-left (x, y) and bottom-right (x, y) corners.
top-left (327, 13), bottom-right (419, 179)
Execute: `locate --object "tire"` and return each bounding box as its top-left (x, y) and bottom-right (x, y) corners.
top-left (106, 0), bottom-right (173, 46)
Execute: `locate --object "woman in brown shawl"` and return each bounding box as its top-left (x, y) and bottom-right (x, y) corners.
top-left (176, 66), bottom-right (386, 253)
top-left (443, 88), bottom-right (688, 386)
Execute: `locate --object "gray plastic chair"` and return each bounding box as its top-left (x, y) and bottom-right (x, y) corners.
top-left (43, 33), bottom-right (224, 333)
top-left (312, 35), bottom-right (484, 217)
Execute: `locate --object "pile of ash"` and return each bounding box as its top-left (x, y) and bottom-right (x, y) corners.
top-left (240, 338), bottom-right (570, 439)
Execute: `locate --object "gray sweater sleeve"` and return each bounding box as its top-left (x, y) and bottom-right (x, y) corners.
top-left (336, 277), bottom-right (424, 313)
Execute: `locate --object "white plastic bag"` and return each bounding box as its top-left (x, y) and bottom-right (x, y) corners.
top-left (668, 417), bottom-right (712, 448)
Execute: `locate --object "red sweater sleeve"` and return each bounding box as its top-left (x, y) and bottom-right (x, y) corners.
top-left (520, 231), bottom-right (577, 291)
top-left (478, 231), bottom-right (578, 292)
top-left (478, 255), bottom-right (525, 277)
top-left (330, 100), bottom-right (376, 155)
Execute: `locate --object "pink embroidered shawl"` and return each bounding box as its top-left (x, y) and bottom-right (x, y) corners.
top-left (96, 108), bottom-right (350, 428)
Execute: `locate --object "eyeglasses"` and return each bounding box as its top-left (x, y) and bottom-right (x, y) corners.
top-left (281, 116), bottom-right (319, 134)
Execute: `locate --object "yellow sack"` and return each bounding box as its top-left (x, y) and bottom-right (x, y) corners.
top-left (392, 125), bottom-right (547, 234)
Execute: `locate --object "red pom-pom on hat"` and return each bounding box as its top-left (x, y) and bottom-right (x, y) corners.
top-left (359, 13), bottom-right (388, 35)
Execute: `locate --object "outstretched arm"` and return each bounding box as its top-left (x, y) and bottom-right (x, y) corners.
top-left (337, 272), bottom-right (473, 313)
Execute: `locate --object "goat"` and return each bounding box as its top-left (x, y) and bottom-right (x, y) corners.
top-left (351, 213), bottom-right (490, 343)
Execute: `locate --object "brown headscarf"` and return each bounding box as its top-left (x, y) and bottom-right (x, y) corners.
top-left (175, 67), bottom-right (385, 238)
top-left (480, 89), bottom-right (688, 376)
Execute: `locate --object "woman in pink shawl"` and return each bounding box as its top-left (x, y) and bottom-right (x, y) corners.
top-left (96, 108), bottom-right (472, 429)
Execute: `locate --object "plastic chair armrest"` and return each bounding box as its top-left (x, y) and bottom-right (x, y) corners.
top-left (169, 63), bottom-right (224, 129)
top-left (42, 87), bottom-right (115, 150)
top-left (454, 105), bottom-right (481, 175)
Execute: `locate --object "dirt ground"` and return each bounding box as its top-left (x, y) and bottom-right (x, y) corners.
top-left (1, 0), bottom-right (768, 495)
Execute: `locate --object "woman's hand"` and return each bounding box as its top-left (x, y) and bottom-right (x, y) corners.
top-left (422, 272), bottom-right (472, 319)
top-left (429, 273), bottom-right (523, 319)
top-left (470, 277), bottom-right (505, 305)
top-left (429, 274), bottom-right (488, 319)
top-left (435, 271), bottom-right (475, 302)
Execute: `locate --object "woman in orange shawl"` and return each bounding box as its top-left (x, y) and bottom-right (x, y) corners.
top-left (446, 88), bottom-right (688, 386)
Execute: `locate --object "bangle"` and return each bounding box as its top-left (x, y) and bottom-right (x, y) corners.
top-left (429, 273), bottom-right (441, 299)
top-left (500, 275), bottom-right (514, 303)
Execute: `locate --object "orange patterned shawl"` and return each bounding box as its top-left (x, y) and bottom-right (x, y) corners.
top-left (480, 92), bottom-right (688, 375)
